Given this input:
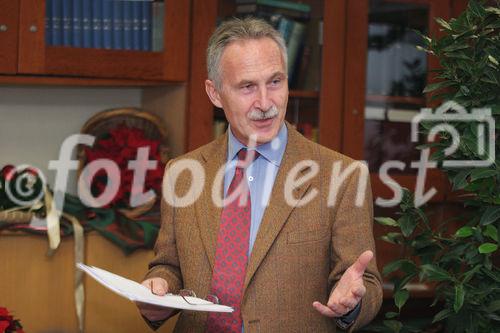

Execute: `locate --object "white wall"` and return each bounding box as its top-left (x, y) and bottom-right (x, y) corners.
top-left (0, 86), bottom-right (142, 194)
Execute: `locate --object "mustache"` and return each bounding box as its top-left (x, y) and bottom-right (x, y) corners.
top-left (247, 105), bottom-right (279, 121)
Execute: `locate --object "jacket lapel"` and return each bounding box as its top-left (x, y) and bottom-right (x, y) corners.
top-left (243, 126), bottom-right (314, 292)
top-left (195, 133), bottom-right (227, 270)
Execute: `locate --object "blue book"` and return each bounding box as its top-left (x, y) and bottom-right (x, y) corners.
top-left (112, 1), bottom-right (123, 49)
top-left (131, 1), bottom-right (142, 50)
top-left (62, 0), bottom-right (73, 46)
top-left (92, 0), bottom-right (102, 48)
top-left (72, 0), bottom-right (83, 47)
top-left (52, 0), bottom-right (62, 46)
top-left (82, 0), bottom-right (92, 47)
top-left (46, 0), bottom-right (53, 46)
top-left (102, 0), bottom-right (113, 49)
top-left (141, 1), bottom-right (151, 51)
top-left (123, 1), bottom-right (133, 50)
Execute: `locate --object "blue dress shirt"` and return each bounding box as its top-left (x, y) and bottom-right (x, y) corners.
top-left (224, 123), bottom-right (288, 255)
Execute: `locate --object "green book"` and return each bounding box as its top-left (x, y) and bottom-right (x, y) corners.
top-left (236, 0), bottom-right (311, 13)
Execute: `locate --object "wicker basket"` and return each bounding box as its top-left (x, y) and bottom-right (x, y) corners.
top-left (77, 107), bottom-right (168, 218)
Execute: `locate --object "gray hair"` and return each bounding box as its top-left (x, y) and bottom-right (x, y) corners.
top-left (206, 17), bottom-right (288, 90)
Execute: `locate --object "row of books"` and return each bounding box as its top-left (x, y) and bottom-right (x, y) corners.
top-left (235, 0), bottom-right (322, 90)
top-left (45, 0), bottom-right (165, 51)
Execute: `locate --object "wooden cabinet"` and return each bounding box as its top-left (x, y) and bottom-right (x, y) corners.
top-left (0, 0), bottom-right (20, 74)
top-left (343, 0), bottom-right (452, 202)
top-left (0, 0), bottom-right (190, 81)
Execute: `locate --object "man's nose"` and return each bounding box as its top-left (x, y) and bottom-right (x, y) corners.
top-left (255, 86), bottom-right (273, 111)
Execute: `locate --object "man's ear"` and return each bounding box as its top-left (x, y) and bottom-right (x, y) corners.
top-left (205, 79), bottom-right (223, 109)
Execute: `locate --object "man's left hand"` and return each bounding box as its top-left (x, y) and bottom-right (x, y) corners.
top-left (313, 250), bottom-right (373, 318)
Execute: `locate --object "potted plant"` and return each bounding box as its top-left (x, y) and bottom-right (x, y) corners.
top-left (369, 1), bottom-right (500, 332)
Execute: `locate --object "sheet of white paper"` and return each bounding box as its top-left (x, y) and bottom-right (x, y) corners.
top-left (76, 263), bottom-right (233, 313)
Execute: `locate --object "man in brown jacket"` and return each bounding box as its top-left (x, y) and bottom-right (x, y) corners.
top-left (137, 18), bottom-right (382, 332)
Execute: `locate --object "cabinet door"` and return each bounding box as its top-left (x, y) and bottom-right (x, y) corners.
top-left (17, 0), bottom-right (190, 81)
top-left (343, 0), bottom-right (451, 199)
top-left (0, 0), bottom-right (20, 74)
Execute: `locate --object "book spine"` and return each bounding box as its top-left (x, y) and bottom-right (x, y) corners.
top-left (286, 21), bottom-right (306, 84)
top-left (112, 0), bottom-right (123, 49)
top-left (235, 4), bottom-right (309, 20)
top-left (123, 1), bottom-right (133, 50)
top-left (102, 0), bottom-right (113, 49)
top-left (141, 1), bottom-right (152, 51)
top-left (277, 16), bottom-right (292, 43)
top-left (62, 0), bottom-right (73, 46)
top-left (82, 0), bottom-right (92, 48)
top-left (151, 2), bottom-right (164, 52)
top-left (132, 1), bottom-right (142, 51)
top-left (45, 0), bottom-right (53, 46)
top-left (92, 0), bottom-right (102, 48)
top-left (52, 0), bottom-right (62, 46)
top-left (72, 0), bottom-right (83, 47)
top-left (237, 0), bottom-right (311, 13)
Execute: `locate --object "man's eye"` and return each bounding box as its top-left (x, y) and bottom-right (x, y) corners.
top-left (241, 84), bottom-right (254, 90)
top-left (271, 79), bottom-right (282, 86)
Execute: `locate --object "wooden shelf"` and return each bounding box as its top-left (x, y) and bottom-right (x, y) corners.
top-left (366, 94), bottom-right (426, 106)
top-left (0, 75), bottom-right (168, 87)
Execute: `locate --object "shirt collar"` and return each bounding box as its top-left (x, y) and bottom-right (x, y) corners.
top-left (227, 123), bottom-right (288, 167)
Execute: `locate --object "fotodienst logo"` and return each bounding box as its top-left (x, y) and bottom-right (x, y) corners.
top-left (411, 100), bottom-right (495, 168)
top-left (2, 101), bottom-right (496, 214)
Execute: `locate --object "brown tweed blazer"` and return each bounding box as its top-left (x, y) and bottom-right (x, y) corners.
top-left (145, 124), bottom-right (382, 332)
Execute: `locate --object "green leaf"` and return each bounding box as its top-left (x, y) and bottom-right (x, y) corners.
top-left (454, 283), bottom-right (465, 312)
top-left (455, 226), bottom-right (474, 238)
top-left (485, 6), bottom-right (500, 16)
top-left (394, 289), bottom-right (410, 310)
top-left (383, 259), bottom-right (414, 276)
top-left (385, 311), bottom-right (399, 319)
top-left (394, 273), bottom-right (417, 291)
top-left (488, 55), bottom-right (499, 66)
top-left (423, 80), bottom-right (456, 93)
top-left (433, 308), bottom-right (453, 323)
top-left (442, 43), bottom-right (470, 52)
top-left (399, 215), bottom-right (417, 237)
top-left (478, 243), bottom-right (498, 254)
top-left (487, 300), bottom-right (500, 313)
top-left (381, 232), bottom-right (402, 244)
top-left (383, 320), bottom-right (402, 333)
top-left (375, 217), bottom-right (398, 227)
top-left (462, 264), bottom-right (481, 283)
top-left (484, 225), bottom-right (498, 242)
top-left (451, 169), bottom-right (472, 190)
top-left (480, 206), bottom-right (500, 225)
top-left (435, 17), bottom-right (452, 30)
top-left (420, 264), bottom-right (451, 281)
top-left (470, 168), bottom-right (498, 181)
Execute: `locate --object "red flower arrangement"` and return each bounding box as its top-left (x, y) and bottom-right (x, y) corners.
top-left (0, 307), bottom-right (23, 333)
top-left (82, 125), bottom-right (166, 208)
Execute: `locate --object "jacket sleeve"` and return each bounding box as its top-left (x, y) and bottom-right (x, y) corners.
top-left (328, 161), bottom-right (383, 332)
top-left (142, 160), bottom-right (183, 328)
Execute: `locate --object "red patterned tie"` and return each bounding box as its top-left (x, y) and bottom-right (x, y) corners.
top-left (205, 149), bottom-right (259, 333)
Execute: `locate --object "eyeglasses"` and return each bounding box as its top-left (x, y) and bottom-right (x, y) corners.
top-left (178, 289), bottom-right (220, 306)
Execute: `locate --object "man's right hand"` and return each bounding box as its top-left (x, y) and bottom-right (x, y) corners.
top-left (137, 277), bottom-right (174, 321)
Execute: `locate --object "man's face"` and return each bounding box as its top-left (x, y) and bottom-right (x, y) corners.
top-left (205, 38), bottom-right (288, 145)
